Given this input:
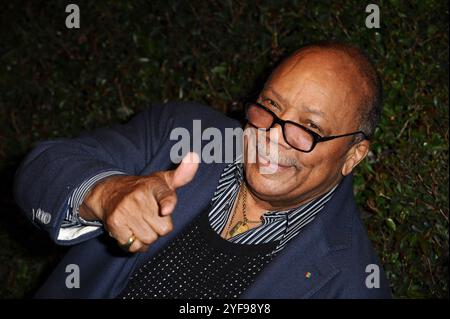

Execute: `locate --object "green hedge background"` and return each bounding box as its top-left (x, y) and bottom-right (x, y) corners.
top-left (0, 0), bottom-right (448, 298)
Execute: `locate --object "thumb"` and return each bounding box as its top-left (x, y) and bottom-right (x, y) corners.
top-left (168, 152), bottom-right (200, 189)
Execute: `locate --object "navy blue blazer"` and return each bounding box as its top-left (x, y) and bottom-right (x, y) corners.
top-left (14, 102), bottom-right (392, 298)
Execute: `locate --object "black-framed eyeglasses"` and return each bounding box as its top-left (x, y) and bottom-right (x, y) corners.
top-left (245, 102), bottom-right (367, 153)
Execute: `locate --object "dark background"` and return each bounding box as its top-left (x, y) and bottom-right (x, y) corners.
top-left (0, 0), bottom-right (448, 298)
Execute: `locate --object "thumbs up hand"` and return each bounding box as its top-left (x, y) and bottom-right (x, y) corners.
top-left (78, 152), bottom-right (200, 253)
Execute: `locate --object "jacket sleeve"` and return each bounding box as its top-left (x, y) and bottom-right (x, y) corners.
top-left (13, 103), bottom-right (175, 245)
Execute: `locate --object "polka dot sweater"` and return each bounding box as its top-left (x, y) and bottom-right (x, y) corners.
top-left (117, 209), bottom-right (279, 299)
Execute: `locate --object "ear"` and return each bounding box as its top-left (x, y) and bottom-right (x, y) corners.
top-left (341, 140), bottom-right (370, 176)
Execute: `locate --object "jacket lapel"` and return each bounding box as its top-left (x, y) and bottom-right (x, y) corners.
top-left (242, 174), bottom-right (355, 299)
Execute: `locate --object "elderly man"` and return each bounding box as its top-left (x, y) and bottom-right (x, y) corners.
top-left (14, 41), bottom-right (391, 298)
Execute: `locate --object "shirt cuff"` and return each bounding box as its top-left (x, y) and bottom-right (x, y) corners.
top-left (58, 170), bottom-right (127, 241)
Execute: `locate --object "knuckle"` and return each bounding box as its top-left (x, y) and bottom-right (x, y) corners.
top-left (142, 206), bottom-right (160, 223)
top-left (160, 223), bottom-right (173, 236)
top-left (148, 231), bottom-right (158, 242)
top-left (140, 230), bottom-right (158, 245)
top-left (129, 241), bottom-right (142, 253)
top-left (129, 246), bottom-right (139, 253)
top-left (106, 213), bottom-right (121, 230)
top-left (132, 189), bottom-right (147, 203)
top-left (161, 194), bottom-right (176, 205)
top-left (153, 187), bottom-right (168, 200)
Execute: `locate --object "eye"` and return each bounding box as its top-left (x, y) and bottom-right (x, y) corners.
top-left (263, 99), bottom-right (280, 111)
top-left (306, 121), bottom-right (322, 133)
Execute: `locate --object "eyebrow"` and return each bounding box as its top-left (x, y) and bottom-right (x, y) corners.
top-left (303, 105), bottom-right (325, 117)
top-left (262, 86), bottom-right (328, 135)
top-left (264, 86), bottom-right (326, 118)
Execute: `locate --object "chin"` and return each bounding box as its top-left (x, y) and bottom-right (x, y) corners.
top-left (244, 161), bottom-right (297, 198)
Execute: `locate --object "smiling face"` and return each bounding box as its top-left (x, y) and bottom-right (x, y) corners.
top-left (243, 48), bottom-right (371, 209)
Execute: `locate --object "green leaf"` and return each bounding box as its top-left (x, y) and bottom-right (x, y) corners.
top-left (386, 218), bottom-right (397, 232)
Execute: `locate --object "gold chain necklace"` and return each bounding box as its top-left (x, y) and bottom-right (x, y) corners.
top-left (227, 182), bottom-right (261, 238)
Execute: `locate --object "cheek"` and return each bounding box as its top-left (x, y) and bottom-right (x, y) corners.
top-left (295, 147), bottom-right (327, 169)
top-left (293, 146), bottom-right (344, 186)
top-left (297, 142), bottom-right (345, 168)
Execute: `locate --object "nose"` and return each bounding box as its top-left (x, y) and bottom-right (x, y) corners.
top-left (266, 123), bottom-right (291, 150)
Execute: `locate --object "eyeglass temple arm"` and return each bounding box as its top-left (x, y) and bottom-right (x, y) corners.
top-left (318, 131), bottom-right (368, 142)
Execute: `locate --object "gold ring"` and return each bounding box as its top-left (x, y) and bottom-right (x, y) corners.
top-left (119, 235), bottom-right (136, 251)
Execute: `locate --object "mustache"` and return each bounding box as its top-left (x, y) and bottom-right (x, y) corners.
top-left (256, 143), bottom-right (299, 168)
